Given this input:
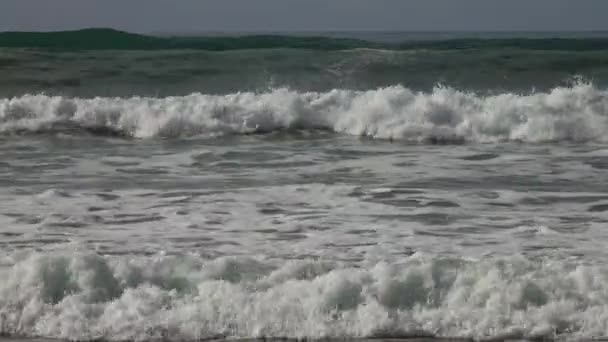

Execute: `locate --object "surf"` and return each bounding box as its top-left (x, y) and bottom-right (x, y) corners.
top-left (0, 251), bottom-right (606, 340)
top-left (1, 83), bottom-right (607, 143)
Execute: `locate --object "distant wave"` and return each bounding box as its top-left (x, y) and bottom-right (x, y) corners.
top-left (2, 28), bottom-right (608, 51)
top-left (1, 83), bottom-right (607, 143)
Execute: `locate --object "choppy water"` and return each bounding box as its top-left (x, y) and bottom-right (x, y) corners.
top-left (2, 31), bottom-right (608, 341)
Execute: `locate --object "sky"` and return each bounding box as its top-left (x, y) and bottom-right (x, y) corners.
top-left (1, 0), bottom-right (608, 33)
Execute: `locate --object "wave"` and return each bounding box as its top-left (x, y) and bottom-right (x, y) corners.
top-left (2, 28), bottom-right (608, 51)
top-left (2, 83), bottom-right (608, 143)
top-left (0, 251), bottom-right (607, 340)
top-left (0, 28), bottom-right (374, 51)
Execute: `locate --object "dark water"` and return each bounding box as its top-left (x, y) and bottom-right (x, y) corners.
top-left (1, 29), bottom-right (608, 97)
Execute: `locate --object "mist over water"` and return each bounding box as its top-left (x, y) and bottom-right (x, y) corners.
top-left (2, 30), bottom-right (608, 341)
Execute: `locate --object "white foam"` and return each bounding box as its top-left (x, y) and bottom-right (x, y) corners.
top-left (1, 83), bottom-right (607, 142)
top-left (2, 252), bottom-right (608, 340)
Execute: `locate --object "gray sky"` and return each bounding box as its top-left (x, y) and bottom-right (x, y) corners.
top-left (1, 0), bottom-right (607, 33)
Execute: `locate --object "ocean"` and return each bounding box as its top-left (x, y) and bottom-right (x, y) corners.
top-left (2, 29), bottom-right (608, 341)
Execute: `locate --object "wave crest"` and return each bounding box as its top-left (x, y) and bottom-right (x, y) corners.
top-left (1, 83), bottom-right (607, 143)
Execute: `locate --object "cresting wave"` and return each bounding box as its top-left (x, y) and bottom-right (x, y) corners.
top-left (1, 251), bottom-right (608, 340)
top-left (1, 83), bottom-right (608, 143)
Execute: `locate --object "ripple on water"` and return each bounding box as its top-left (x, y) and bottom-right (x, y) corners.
top-left (95, 193), bottom-right (121, 201)
top-left (425, 200), bottom-right (460, 208)
top-left (116, 167), bottom-right (170, 175)
top-left (460, 153), bottom-right (500, 161)
top-left (43, 221), bottom-right (88, 229)
top-left (588, 204), bottom-right (608, 212)
top-left (103, 215), bottom-right (166, 225)
top-left (584, 157), bottom-right (608, 169)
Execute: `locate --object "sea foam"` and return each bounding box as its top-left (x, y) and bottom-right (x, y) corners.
top-left (1, 83), bottom-right (607, 142)
top-left (1, 252), bottom-right (608, 340)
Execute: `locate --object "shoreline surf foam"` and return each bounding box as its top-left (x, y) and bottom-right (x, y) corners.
top-left (0, 251), bottom-right (607, 341)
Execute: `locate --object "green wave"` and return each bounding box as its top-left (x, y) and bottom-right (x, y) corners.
top-left (0, 28), bottom-right (372, 50)
top-left (2, 28), bottom-right (608, 51)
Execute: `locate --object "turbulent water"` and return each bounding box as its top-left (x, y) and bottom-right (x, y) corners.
top-left (2, 30), bottom-right (608, 341)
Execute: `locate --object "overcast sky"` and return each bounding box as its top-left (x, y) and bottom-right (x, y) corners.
top-left (1, 0), bottom-right (607, 33)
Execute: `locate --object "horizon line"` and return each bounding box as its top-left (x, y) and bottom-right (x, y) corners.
top-left (2, 27), bottom-right (608, 35)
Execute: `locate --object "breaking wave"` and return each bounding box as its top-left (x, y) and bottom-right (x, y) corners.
top-left (1, 252), bottom-right (607, 340)
top-left (1, 83), bottom-right (608, 143)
